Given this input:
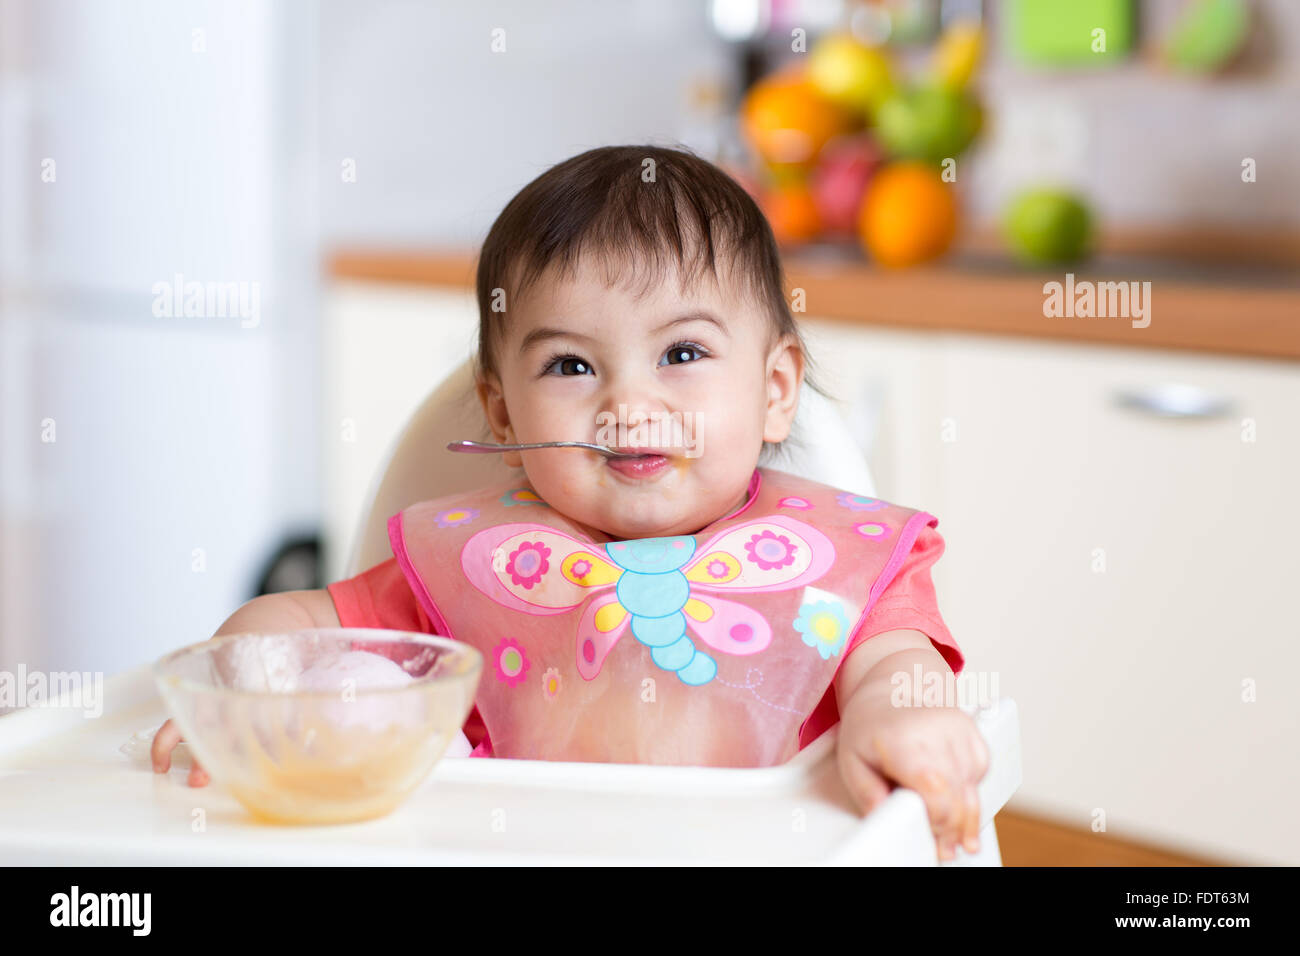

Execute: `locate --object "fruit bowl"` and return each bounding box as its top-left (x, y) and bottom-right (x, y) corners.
top-left (152, 629), bottom-right (482, 825)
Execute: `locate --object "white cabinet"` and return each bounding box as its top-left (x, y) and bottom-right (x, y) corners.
top-left (847, 330), bottom-right (1298, 865)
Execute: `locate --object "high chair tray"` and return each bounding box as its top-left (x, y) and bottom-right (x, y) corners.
top-left (0, 666), bottom-right (1020, 865)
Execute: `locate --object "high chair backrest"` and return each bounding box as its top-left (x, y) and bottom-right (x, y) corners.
top-left (345, 357), bottom-right (877, 576)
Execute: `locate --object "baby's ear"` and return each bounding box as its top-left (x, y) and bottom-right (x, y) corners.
top-left (476, 375), bottom-right (505, 433)
top-left (476, 375), bottom-right (522, 468)
top-left (762, 336), bottom-right (804, 443)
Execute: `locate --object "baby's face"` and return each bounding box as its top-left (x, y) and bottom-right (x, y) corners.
top-left (478, 254), bottom-right (802, 541)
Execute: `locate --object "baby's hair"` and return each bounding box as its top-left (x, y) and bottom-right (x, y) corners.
top-left (470, 143), bottom-right (830, 455)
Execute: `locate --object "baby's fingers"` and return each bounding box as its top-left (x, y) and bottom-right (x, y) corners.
top-left (947, 735), bottom-right (983, 854)
top-left (838, 748), bottom-right (892, 816)
top-left (875, 737), bottom-right (964, 859)
top-left (187, 762), bottom-right (210, 788)
top-left (917, 770), bottom-right (966, 860)
top-left (150, 719), bottom-right (182, 773)
top-left (961, 782), bottom-right (981, 854)
top-left (150, 719), bottom-right (210, 787)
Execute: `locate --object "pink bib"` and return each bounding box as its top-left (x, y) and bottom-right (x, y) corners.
top-left (388, 467), bottom-right (937, 767)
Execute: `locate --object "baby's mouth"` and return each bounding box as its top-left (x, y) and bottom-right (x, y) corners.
top-left (605, 448), bottom-right (671, 479)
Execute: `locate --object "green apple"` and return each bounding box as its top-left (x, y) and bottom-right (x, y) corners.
top-left (874, 85), bottom-right (981, 163)
top-left (1003, 188), bottom-right (1093, 263)
top-left (1163, 0), bottom-right (1249, 72)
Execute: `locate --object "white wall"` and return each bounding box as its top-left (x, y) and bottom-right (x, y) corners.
top-left (0, 0), bottom-right (320, 681)
top-left (316, 0), bottom-right (732, 246)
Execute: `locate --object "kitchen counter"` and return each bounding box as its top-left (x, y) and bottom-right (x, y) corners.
top-left (328, 234), bottom-right (1300, 362)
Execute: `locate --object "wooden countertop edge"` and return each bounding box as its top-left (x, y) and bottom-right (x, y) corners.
top-left (328, 250), bottom-right (1300, 362)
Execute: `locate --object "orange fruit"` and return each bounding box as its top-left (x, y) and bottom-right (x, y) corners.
top-left (762, 181), bottom-right (822, 245)
top-left (857, 161), bottom-right (957, 267)
top-left (741, 69), bottom-right (853, 173)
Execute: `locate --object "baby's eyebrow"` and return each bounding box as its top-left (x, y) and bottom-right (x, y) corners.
top-left (654, 310), bottom-right (728, 337)
top-left (517, 326), bottom-right (596, 356)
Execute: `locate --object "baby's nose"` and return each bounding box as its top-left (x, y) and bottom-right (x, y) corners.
top-left (601, 388), bottom-right (669, 422)
top-left (597, 398), bottom-right (675, 448)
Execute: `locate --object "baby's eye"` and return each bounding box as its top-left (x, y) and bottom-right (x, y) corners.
top-left (543, 354), bottom-right (593, 376)
top-left (660, 341), bottom-right (708, 366)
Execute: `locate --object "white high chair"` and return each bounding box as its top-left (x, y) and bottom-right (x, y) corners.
top-left (341, 357), bottom-right (1015, 865)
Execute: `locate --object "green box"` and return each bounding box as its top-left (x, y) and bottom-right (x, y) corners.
top-left (1002, 0), bottom-right (1134, 65)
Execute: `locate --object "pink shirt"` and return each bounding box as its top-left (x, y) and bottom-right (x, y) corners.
top-left (328, 523), bottom-right (963, 757)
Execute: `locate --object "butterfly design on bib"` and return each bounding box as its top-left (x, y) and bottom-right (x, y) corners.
top-left (460, 517), bottom-right (837, 686)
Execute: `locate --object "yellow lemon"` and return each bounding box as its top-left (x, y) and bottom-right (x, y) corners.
top-left (931, 21), bottom-right (983, 89)
top-left (808, 33), bottom-right (896, 114)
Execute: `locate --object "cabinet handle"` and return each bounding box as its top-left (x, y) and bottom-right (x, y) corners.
top-left (1113, 383), bottom-right (1234, 420)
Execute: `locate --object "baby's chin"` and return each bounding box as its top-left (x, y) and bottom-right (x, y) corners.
top-left (566, 502), bottom-right (719, 542)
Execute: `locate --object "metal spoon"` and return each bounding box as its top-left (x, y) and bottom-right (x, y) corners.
top-left (446, 439), bottom-right (645, 459)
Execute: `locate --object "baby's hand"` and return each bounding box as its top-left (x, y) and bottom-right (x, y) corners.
top-left (147, 589), bottom-right (343, 788)
top-left (150, 718), bottom-right (210, 788)
top-left (837, 693), bottom-right (989, 861)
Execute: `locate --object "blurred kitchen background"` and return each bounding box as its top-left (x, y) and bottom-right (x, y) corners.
top-left (1, 0), bottom-right (1297, 864)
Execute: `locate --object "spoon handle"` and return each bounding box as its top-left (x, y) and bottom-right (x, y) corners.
top-left (446, 439), bottom-right (632, 458)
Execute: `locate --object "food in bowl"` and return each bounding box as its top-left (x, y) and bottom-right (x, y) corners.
top-left (153, 630), bottom-right (482, 825)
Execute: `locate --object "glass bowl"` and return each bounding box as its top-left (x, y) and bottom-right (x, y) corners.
top-left (153, 629), bottom-right (482, 825)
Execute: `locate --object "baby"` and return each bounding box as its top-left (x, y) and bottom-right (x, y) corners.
top-left (153, 144), bottom-right (988, 861)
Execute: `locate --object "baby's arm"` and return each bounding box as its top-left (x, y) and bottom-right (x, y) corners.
top-left (206, 588), bottom-right (340, 635)
top-left (833, 629), bottom-right (989, 861)
top-left (150, 589), bottom-right (341, 785)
